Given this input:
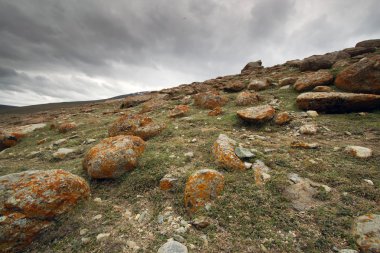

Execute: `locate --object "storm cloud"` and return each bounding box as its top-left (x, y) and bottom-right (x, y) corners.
top-left (0, 0), bottom-right (379, 106)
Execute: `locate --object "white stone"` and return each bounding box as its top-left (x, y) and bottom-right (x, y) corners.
top-left (127, 240), bottom-right (140, 251)
top-left (53, 148), bottom-right (75, 159)
top-left (96, 233), bottom-right (111, 242)
top-left (364, 179), bottom-right (374, 185)
top-left (158, 240), bottom-right (188, 253)
top-left (345, 146), bottom-right (373, 158)
top-left (184, 152), bottom-right (194, 158)
top-left (80, 228), bottom-right (89, 236)
top-left (244, 162), bottom-right (252, 169)
top-left (306, 110), bottom-right (319, 117)
top-left (300, 124), bottom-right (317, 135)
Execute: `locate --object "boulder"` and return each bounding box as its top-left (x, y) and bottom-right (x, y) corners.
top-left (159, 177), bottom-right (178, 191)
top-left (108, 114), bottom-right (165, 140)
top-left (300, 124), bottom-right (317, 135)
top-left (0, 131), bottom-right (23, 151)
top-left (139, 99), bottom-right (165, 113)
top-left (212, 134), bottom-right (245, 170)
top-left (83, 135), bottom-right (145, 179)
top-left (120, 93), bottom-right (152, 108)
top-left (279, 77), bottom-right (298, 87)
top-left (158, 240), bottom-right (188, 253)
top-left (285, 59), bottom-right (303, 68)
top-left (168, 105), bottom-right (189, 118)
top-left (355, 39), bottom-right (380, 48)
top-left (235, 91), bottom-right (259, 106)
top-left (345, 146), bottom-right (373, 159)
top-left (274, 111), bottom-right (291, 125)
top-left (57, 122), bottom-right (77, 133)
top-left (296, 92), bottom-right (380, 112)
top-left (352, 214), bottom-right (380, 253)
top-left (299, 51), bottom-right (350, 71)
top-left (208, 106), bottom-right (223, 116)
top-left (343, 47), bottom-right (376, 57)
top-left (294, 70), bottom-right (334, 92)
top-left (237, 105), bottom-right (275, 123)
top-left (312, 86), bottom-right (333, 92)
top-left (223, 80), bottom-right (246, 92)
top-left (184, 169), bottom-right (224, 213)
top-left (0, 170), bottom-right (90, 252)
top-left (335, 55), bottom-right (380, 94)
top-left (247, 78), bottom-right (271, 91)
top-left (241, 60), bottom-right (263, 74)
top-left (193, 91), bottom-right (228, 109)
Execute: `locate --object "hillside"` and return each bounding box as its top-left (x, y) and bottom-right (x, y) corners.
top-left (0, 39), bottom-right (379, 253)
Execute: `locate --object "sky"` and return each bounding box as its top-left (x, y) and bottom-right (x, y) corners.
top-left (0, 0), bottom-right (379, 106)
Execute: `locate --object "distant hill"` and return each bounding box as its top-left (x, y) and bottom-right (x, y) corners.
top-left (0, 104), bottom-right (18, 110)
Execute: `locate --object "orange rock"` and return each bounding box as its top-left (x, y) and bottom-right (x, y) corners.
top-left (108, 114), bottom-right (165, 140)
top-left (120, 93), bottom-right (152, 108)
top-left (294, 70), bottom-right (334, 92)
top-left (168, 105), bottom-right (189, 118)
top-left (235, 91), bottom-right (259, 106)
top-left (212, 134), bottom-right (245, 170)
top-left (208, 106), bottom-right (222, 116)
top-left (0, 169), bottom-right (90, 252)
top-left (184, 169), bottom-right (224, 214)
top-left (223, 80), bottom-right (246, 92)
top-left (57, 122), bottom-right (77, 133)
top-left (274, 111), bottom-right (291, 125)
top-left (159, 177), bottom-right (177, 191)
top-left (312, 86), bottom-right (333, 92)
top-left (0, 131), bottom-right (24, 151)
top-left (139, 99), bottom-right (165, 113)
top-left (193, 91), bottom-right (228, 109)
top-left (83, 135), bottom-right (145, 179)
top-left (237, 105), bottom-right (275, 123)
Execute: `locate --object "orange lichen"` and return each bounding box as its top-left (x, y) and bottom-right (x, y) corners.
top-left (193, 91), bottom-right (228, 109)
top-left (159, 177), bottom-right (177, 191)
top-left (57, 122), bottom-right (77, 133)
top-left (212, 134), bottom-right (245, 170)
top-left (208, 106), bottom-right (222, 116)
top-left (168, 105), bottom-right (189, 118)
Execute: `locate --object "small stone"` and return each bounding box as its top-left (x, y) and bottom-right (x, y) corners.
top-left (291, 141), bottom-right (320, 149)
top-left (158, 240), bottom-right (188, 253)
top-left (338, 249), bottom-right (358, 253)
top-left (93, 214), bottom-right (102, 220)
top-left (184, 152), bottom-right (194, 158)
top-left (53, 138), bottom-right (67, 146)
top-left (300, 124), bottom-right (317, 135)
top-left (175, 227), bottom-right (187, 234)
top-left (160, 177), bottom-right (178, 191)
top-left (138, 210), bottom-right (147, 223)
top-left (94, 197), bottom-right (102, 203)
top-left (96, 233), bottom-right (111, 242)
top-left (274, 111), bottom-right (291, 125)
top-left (235, 147), bottom-right (255, 159)
top-left (345, 146), bottom-right (373, 158)
top-left (157, 215), bottom-right (164, 224)
top-left (306, 110), bottom-right (319, 117)
top-left (80, 228), bottom-right (89, 236)
top-left (191, 217), bottom-right (210, 229)
top-left (86, 138), bottom-right (96, 144)
top-left (53, 148), bottom-right (75, 159)
top-left (81, 237), bottom-right (91, 244)
top-left (244, 162), bottom-right (253, 169)
top-left (127, 240), bottom-right (140, 251)
top-left (173, 234), bottom-right (186, 243)
top-left (191, 138), bottom-right (197, 143)
top-left (364, 179), bottom-right (374, 186)
top-left (288, 173), bottom-right (303, 184)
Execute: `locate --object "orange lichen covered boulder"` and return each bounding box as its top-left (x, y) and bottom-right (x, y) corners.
top-left (212, 134), bottom-right (245, 170)
top-left (168, 105), bottom-right (189, 118)
top-left (274, 111), bottom-right (291, 125)
top-left (57, 122), bottom-right (77, 133)
top-left (0, 131), bottom-right (24, 151)
top-left (108, 114), bottom-right (165, 140)
top-left (83, 135), bottom-right (145, 179)
top-left (184, 169), bottom-right (224, 214)
top-left (237, 105), bottom-right (275, 123)
top-left (235, 91), bottom-right (259, 106)
top-left (159, 177), bottom-right (178, 191)
top-left (208, 106), bottom-right (222, 116)
top-left (193, 91), bottom-right (228, 109)
top-left (0, 169), bottom-right (90, 251)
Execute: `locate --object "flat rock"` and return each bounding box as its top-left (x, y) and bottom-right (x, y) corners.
top-left (158, 240), bottom-right (188, 253)
top-left (53, 148), bottom-right (76, 159)
top-left (223, 80), bottom-right (246, 92)
top-left (247, 78), bottom-right (271, 91)
top-left (345, 146), bottom-right (373, 158)
top-left (296, 92), bottom-right (380, 112)
top-left (355, 39), bottom-right (380, 48)
top-left (299, 124), bottom-right (317, 135)
top-left (169, 105), bottom-right (189, 118)
top-left (284, 180), bottom-right (320, 211)
top-left (294, 70), bottom-right (334, 92)
top-left (237, 105), bottom-right (275, 123)
top-left (235, 147), bottom-right (255, 159)
top-left (352, 214), bottom-right (380, 253)
top-left (279, 77), bottom-right (298, 87)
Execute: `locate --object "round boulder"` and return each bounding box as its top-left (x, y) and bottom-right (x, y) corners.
top-left (235, 91), bottom-right (259, 106)
top-left (193, 91), bottom-right (228, 109)
top-left (237, 105), bottom-right (275, 123)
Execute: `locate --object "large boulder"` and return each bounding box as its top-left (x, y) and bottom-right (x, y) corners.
top-left (241, 60), bottom-right (263, 74)
top-left (335, 55), bottom-right (380, 94)
top-left (343, 47), bottom-right (376, 57)
top-left (296, 92), bottom-right (380, 112)
top-left (294, 70), bottom-right (334, 92)
top-left (0, 169), bottom-right (90, 252)
top-left (223, 80), bottom-right (246, 92)
top-left (355, 39), bottom-right (380, 48)
top-left (193, 91), bottom-right (228, 109)
top-left (352, 214), bottom-right (380, 253)
top-left (247, 78), bottom-right (272, 91)
top-left (108, 114), bottom-right (165, 140)
top-left (237, 105), bottom-right (275, 123)
top-left (184, 169), bottom-right (224, 213)
top-left (168, 105), bottom-right (189, 118)
top-left (235, 91), bottom-right (259, 106)
top-left (212, 134), bottom-right (245, 170)
top-left (120, 93), bottom-right (152, 108)
top-left (299, 51), bottom-right (350, 72)
top-left (279, 77), bottom-right (298, 87)
top-left (139, 99), bottom-right (166, 113)
top-left (83, 135), bottom-right (145, 179)
top-left (0, 131), bottom-right (24, 151)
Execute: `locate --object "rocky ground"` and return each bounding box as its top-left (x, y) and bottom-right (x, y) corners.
top-left (0, 39), bottom-right (379, 253)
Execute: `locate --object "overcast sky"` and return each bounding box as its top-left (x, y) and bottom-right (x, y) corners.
top-left (0, 0), bottom-right (379, 106)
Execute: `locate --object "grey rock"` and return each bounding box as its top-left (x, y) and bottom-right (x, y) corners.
top-left (158, 240), bottom-right (188, 253)
top-left (235, 147), bottom-right (255, 159)
top-left (352, 214), bottom-right (380, 253)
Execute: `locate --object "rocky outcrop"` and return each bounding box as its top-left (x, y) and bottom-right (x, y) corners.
top-left (212, 134), bottom-right (245, 170)
top-left (0, 170), bottom-right (90, 252)
top-left (355, 39), bottom-right (380, 48)
top-left (120, 93), bottom-right (152, 108)
top-left (241, 60), bottom-right (263, 74)
top-left (223, 80), bottom-right (246, 92)
top-left (235, 91), bottom-right (259, 106)
top-left (294, 70), bottom-right (334, 92)
top-left (108, 114), bottom-right (165, 140)
top-left (299, 51), bottom-right (350, 72)
top-left (168, 105), bottom-right (189, 118)
top-left (193, 91), bottom-right (228, 109)
top-left (335, 55), bottom-right (380, 94)
top-left (237, 105), bottom-right (275, 123)
top-left (0, 131), bottom-right (24, 151)
top-left (184, 169), bottom-right (224, 213)
top-left (83, 135), bottom-right (145, 178)
top-left (296, 92), bottom-right (380, 112)
top-left (343, 47), bottom-right (376, 57)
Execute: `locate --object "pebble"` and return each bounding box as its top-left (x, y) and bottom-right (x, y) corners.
top-left (92, 214), bottom-right (102, 220)
top-left (299, 124), bottom-right (317, 135)
top-left (93, 197), bottom-right (102, 203)
top-left (235, 147), bottom-right (255, 158)
top-left (338, 250), bottom-right (358, 253)
top-left (306, 110), bottom-right (319, 117)
top-left (244, 162), bottom-right (253, 169)
top-left (96, 233), bottom-right (110, 242)
top-left (184, 152), bottom-right (194, 158)
top-left (364, 179), bottom-right (374, 186)
top-left (81, 237), bottom-right (91, 244)
top-left (126, 240), bottom-right (140, 251)
top-left (157, 240), bottom-right (188, 253)
top-left (80, 228), bottom-right (89, 236)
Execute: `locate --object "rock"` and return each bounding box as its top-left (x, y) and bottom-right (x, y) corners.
top-left (235, 91), bottom-right (259, 106)
top-left (294, 70), bottom-right (334, 92)
top-left (184, 169), bottom-right (224, 213)
top-left (352, 214), bottom-right (380, 253)
top-left (288, 173), bottom-right (303, 184)
top-left (247, 78), bottom-right (271, 91)
top-left (343, 47), bottom-right (376, 57)
top-left (285, 59), bottom-right (303, 68)
top-left (223, 80), bottom-right (246, 92)
top-left (81, 237), bottom-right (91, 244)
top-left (355, 39), bottom-right (380, 48)
top-left (108, 114), bottom-right (166, 140)
top-left (296, 92), bottom-right (380, 112)
top-left (235, 147), bottom-right (255, 159)
top-left (252, 160), bottom-right (271, 185)
top-left (83, 135), bottom-right (145, 179)
top-left (0, 170), bottom-right (90, 252)
top-left (364, 179), bottom-right (374, 186)
top-left (306, 110), bottom-right (319, 117)
top-left (338, 249), bottom-right (358, 253)
top-left (291, 141), bottom-right (320, 149)
top-left (193, 91), bottom-right (228, 109)
top-left (120, 93), bottom-right (152, 108)
top-left (274, 111), bottom-right (291, 125)
top-left (12, 123), bottom-right (47, 134)
top-left (96, 233), bottom-right (111, 242)
top-left (299, 124), bottom-right (317, 135)
top-left (57, 122), bottom-right (77, 133)
top-left (127, 240), bottom-right (140, 251)
top-left (140, 99), bottom-right (165, 113)
top-left (80, 228), bottom-right (89, 236)
top-left (241, 60), bottom-right (263, 74)
top-left (345, 146), bottom-right (373, 159)
top-left (158, 240), bottom-right (188, 253)
top-left (0, 131), bottom-right (23, 151)
top-left (237, 105), bottom-right (275, 123)
top-left (244, 162), bottom-right (252, 169)
top-left (279, 77), bottom-right (298, 87)
top-left (208, 106), bottom-right (223, 116)
top-left (299, 51), bottom-right (350, 71)
top-left (212, 134), bottom-right (245, 170)
top-left (160, 177), bottom-right (178, 191)
top-left (53, 148), bottom-right (76, 159)
top-left (169, 105), bottom-right (189, 118)
top-left (335, 55), bottom-right (380, 94)
top-left (312, 85), bottom-right (333, 92)
top-left (284, 180), bottom-right (319, 211)
top-left (184, 152), bottom-right (194, 158)
top-left (53, 138), bottom-right (67, 146)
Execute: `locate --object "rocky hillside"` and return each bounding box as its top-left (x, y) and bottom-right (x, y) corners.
top-left (0, 39), bottom-right (379, 253)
